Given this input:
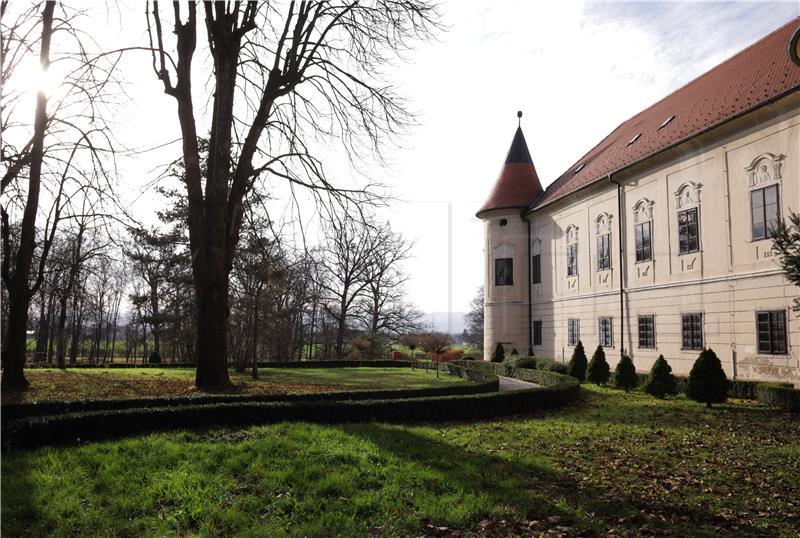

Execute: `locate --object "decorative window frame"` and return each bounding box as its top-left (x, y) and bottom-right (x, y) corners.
top-left (595, 213), bottom-right (612, 271)
top-left (674, 182), bottom-right (702, 255)
top-left (565, 225), bottom-right (578, 277)
top-left (745, 153), bottom-right (785, 189)
top-left (674, 181), bottom-right (702, 210)
top-left (565, 224), bottom-right (579, 245)
top-left (632, 198), bottom-right (654, 224)
top-left (595, 212), bottom-right (613, 236)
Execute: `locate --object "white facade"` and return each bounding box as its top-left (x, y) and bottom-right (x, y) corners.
top-left (483, 92), bottom-right (800, 382)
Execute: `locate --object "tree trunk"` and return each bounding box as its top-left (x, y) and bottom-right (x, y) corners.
top-left (194, 280), bottom-right (231, 389)
top-left (1, 2), bottom-right (55, 389)
top-left (55, 295), bottom-right (69, 369)
top-left (2, 294), bottom-right (32, 387)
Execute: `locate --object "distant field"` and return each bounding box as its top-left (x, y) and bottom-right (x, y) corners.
top-left (2, 367), bottom-right (470, 403)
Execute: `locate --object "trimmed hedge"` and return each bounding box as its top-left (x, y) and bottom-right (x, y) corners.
top-left (756, 383), bottom-right (800, 412)
top-left (3, 362), bottom-right (581, 451)
top-left (2, 363), bottom-right (497, 423)
top-left (25, 359), bottom-right (416, 370)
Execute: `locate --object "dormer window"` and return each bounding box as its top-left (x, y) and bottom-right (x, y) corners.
top-left (626, 133), bottom-right (641, 146)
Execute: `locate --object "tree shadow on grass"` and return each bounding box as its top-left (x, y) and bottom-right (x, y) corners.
top-left (1, 451), bottom-right (40, 537)
top-left (341, 421), bottom-right (769, 536)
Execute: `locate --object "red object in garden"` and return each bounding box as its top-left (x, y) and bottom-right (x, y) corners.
top-left (392, 351), bottom-right (402, 360)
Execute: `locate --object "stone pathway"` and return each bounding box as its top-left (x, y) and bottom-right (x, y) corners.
top-left (497, 376), bottom-right (540, 392)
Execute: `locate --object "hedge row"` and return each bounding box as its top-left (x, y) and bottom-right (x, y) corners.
top-left (755, 383), bottom-right (800, 412)
top-left (24, 359), bottom-right (415, 370)
top-left (2, 363), bottom-right (498, 423)
top-left (3, 368), bottom-right (581, 451)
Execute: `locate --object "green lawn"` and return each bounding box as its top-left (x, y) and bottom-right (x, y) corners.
top-left (3, 367), bottom-right (468, 403)
top-left (3, 385), bottom-right (798, 536)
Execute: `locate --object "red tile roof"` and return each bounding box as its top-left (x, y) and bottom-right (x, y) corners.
top-left (477, 127), bottom-right (543, 216)
top-left (529, 17), bottom-right (800, 211)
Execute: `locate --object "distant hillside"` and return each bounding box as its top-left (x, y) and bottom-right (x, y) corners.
top-left (424, 312), bottom-right (467, 335)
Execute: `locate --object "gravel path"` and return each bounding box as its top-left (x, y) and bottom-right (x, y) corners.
top-left (497, 376), bottom-right (540, 392)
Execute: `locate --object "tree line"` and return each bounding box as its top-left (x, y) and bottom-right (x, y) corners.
top-left (1, 1), bottom-right (441, 389)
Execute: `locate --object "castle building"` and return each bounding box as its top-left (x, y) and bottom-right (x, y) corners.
top-left (478, 18), bottom-right (800, 382)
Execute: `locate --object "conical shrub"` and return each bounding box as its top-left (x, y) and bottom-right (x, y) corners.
top-left (686, 348), bottom-right (728, 408)
top-left (587, 345), bottom-right (610, 385)
top-left (614, 354), bottom-right (637, 392)
top-left (644, 355), bottom-right (677, 398)
top-left (567, 341), bottom-right (588, 381)
top-left (490, 342), bottom-right (505, 363)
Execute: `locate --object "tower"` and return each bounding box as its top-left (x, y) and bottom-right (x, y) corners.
top-left (476, 112), bottom-right (543, 357)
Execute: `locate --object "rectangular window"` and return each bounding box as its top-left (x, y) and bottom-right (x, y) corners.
top-left (635, 221), bottom-right (652, 262)
top-left (756, 311), bottom-right (787, 354)
top-left (596, 234), bottom-right (611, 270)
top-left (533, 321), bottom-right (543, 346)
top-left (751, 185), bottom-right (781, 240)
top-left (598, 317), bottom-right (613, 348)
top-left (638, 315), bottom-right (655, 348)
top-left (494, 258), bottom-right (513, 286)
top-left (531, 254), bottom-right (541, 284)
top-left (678, 208), bottom-right (699, 254)
top-left (566, 244), bottom-right (578, 276)
top-left (681, 313), bottom-right (703, 350)
top-left (568, 319), bottom-right (580, 346)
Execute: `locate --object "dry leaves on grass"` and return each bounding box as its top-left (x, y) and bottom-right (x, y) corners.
top-left (2, 370), bottom-right (346, 403)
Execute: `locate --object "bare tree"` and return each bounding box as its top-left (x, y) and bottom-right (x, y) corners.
top-left (146, 1), bottom-right (439, 388)
top-left (464, 285), bottom-right (483, 349)
top-left (1, 2), bottom-right (119, 387)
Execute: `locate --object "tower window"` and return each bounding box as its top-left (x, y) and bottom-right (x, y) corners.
top-left (499, 218), bottom-right (508, 227)
top-left (495, 258), bottom-right (513, 286)
top-left (533, 321), bottom-right (543, 346)
top-left (531, 254), bottom-right (541, 284)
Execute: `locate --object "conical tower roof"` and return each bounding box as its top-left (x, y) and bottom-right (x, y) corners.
top-left (477, 123), bottom-right (543, 217)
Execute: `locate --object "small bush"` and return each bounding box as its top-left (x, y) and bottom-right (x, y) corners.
top-left (614, 354), bottom-right (637, 392)
top-left (644, 355), bottom-right (677, 398)
top-left (440, 349), bottom-right (464, 362)
top-left (586, 345), bottom-right (610, 385)
top-left (490, 343), bottom-right (505, 363)
top-left (567, 341), bottom-right (588, 381)
top-left (756, 383), bottom-right (800, 412)
top-left (533, 356), bottom-right (568, 374)
top-left (510, 348), bottom-right (519, 356)
top-left (527, 346), bottom-right (534, 357)
top-left (686, 348), bottom-right (728, 408)
top-left (148, 352), bottom-right (162, 364)
top-left (503, 356), bottom-right (537, 375)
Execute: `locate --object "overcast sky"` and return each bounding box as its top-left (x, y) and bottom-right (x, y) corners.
top-left (29, 1), bottom-right (800, 322)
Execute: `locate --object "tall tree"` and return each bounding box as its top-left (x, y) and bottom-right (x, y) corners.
top-left (146, 1), bottom-right (439, 388)
top-left (1, 2), bottom-right (119, 387)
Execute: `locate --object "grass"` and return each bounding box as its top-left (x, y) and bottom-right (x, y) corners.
top-left (3, 385), bottom-right (798, 536)
top-left (2, 367), bottom-right (469, 403)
